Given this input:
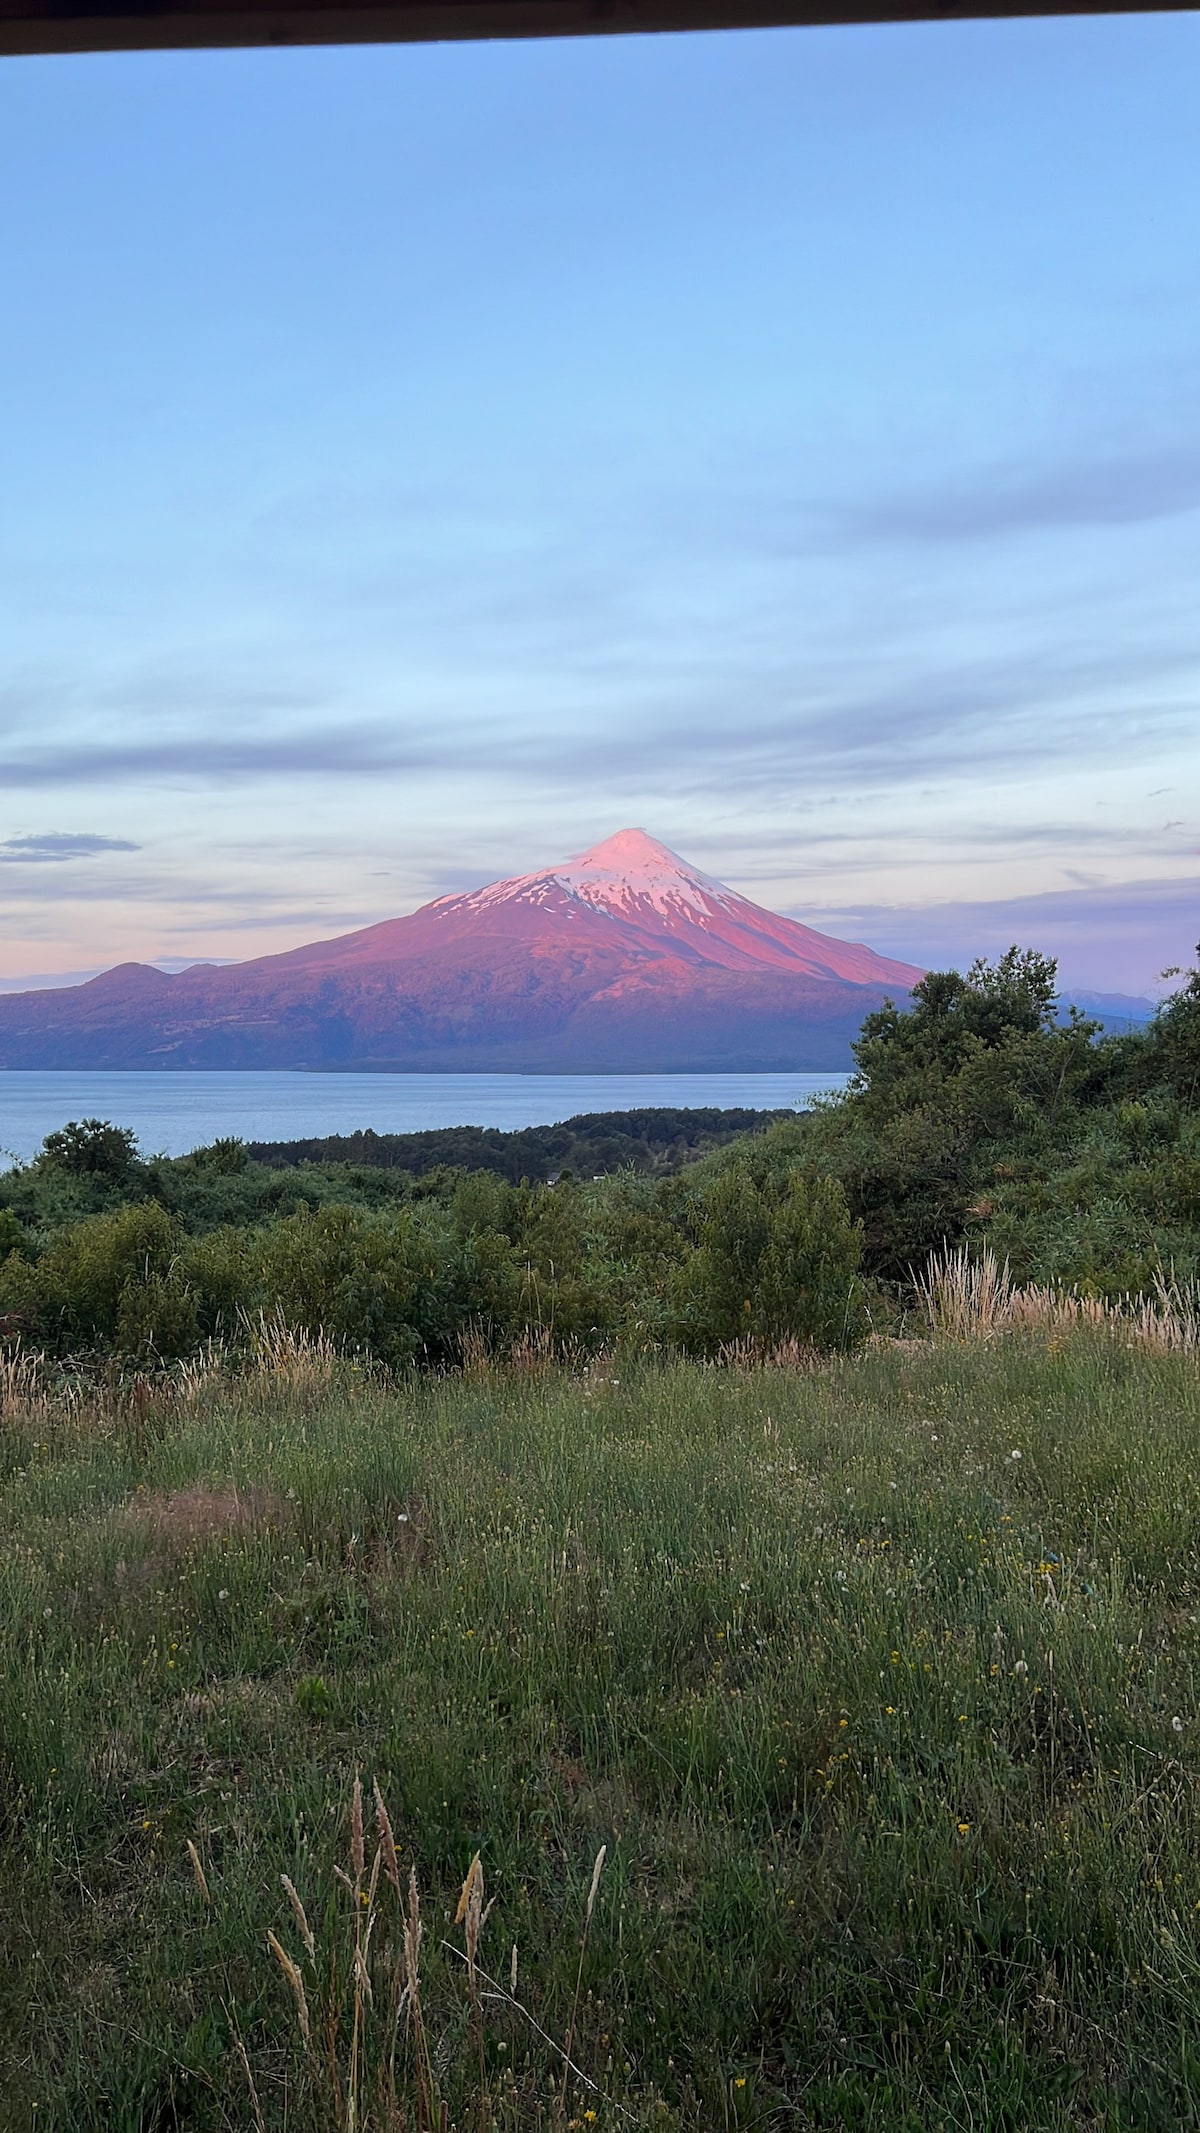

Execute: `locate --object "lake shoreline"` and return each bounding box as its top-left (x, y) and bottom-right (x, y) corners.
top-left (0, 1067), bottom-right (849, 1165)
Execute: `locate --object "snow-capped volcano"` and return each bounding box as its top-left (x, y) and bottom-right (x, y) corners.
top-left (0, 829), bottom-right (924, 1071)
top-left (425, 828), bottom-right (921, 989)
top-left (441, 828), bottom-right (735, 923)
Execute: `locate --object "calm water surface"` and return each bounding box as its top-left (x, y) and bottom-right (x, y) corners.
top-left (0, 1069), bottom-right (850, 1165)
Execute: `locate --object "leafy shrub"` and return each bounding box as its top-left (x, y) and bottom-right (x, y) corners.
top-left (0, 1200), bottom-right (198, 1358)
top-left (253, 1205), bottom-right (460, 1367)
top-left (673, 1161), bottom-right (865, 1353)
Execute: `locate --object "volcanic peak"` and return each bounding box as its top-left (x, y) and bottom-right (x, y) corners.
top-left (433, 828), bottom-right (738, 925)
top-left (0, 824), bottom-right (924, 1070)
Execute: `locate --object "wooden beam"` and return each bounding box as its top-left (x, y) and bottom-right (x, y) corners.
top-left (1, 0), bottom-right (1189, 60)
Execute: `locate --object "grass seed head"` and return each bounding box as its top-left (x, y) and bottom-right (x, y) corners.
top-left (267, 1928), bottom-right (313, 2053)
top-left (186, 1838), bottom-right (210, 1904)
top-left (350, 1774), bottom-right (365, 1884)
top-left (404, 1864), bottom-right (424, 1983)
top-left (455, 1850), bottom-right (485, 1983)
top-left (454, 1850), bottom-right (484, 1929)
top-left (584, 1845), bottom-right (607, 1931)
top-left (373, 1779), bottom-right (401, 1893)
top-left (280, 1873), bottom-right (315, 1959)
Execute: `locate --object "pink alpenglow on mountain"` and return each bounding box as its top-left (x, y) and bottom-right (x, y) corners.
top-left (0, 830), bottom-right (924, 1071)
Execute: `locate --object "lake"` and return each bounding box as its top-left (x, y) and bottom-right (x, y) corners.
top-left (0, 1069), bottom-right (850, 1165)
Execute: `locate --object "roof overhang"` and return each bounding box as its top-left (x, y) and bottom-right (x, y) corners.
top-left (2, 0), bottom-right (1189, 60)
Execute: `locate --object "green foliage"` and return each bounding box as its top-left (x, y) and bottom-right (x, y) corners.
top-left (800, 946), bottom-right (1200, 1295)
top-left (1133, 947), bottom-right (1200, 1104)
top-left (5, 1343), bottom-right (1200, 2127)
top-left (195, 1134), bottom-right (250, 1174)
top-left (0, 1200), bottom-right (199, 1358)
top-left (39, 1115), bottom-right (141, 1181)
top-left (674, 1154), bottom-right (866, 1352)
top-left (0, 1109), bottom-right (858, 1366)
top-left (254, 1203), bottom-right (460, 1366)
top-left (244, 1106), bottom-right (787, 1183)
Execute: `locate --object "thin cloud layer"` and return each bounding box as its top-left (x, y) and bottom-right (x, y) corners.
top-left (0, 832), bottom-right (141, 862)
top-left (1, 23), bottom-right (1198, 993)
top-left (0, 730), bottom-right (444, 789)
top-left (813, 876), bottom-right (1200, 995)
top-left (837, 441), bottom-right (1200, 546)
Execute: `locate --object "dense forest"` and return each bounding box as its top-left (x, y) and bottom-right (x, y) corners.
top-left (1, 947), bottom-right (1196, 1366)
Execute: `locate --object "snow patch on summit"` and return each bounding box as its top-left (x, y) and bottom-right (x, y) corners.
top-left (437, 829), bottom-right (740, 925)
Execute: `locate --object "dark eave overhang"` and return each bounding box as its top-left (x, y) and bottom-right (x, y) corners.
top-left (2, 0), bottom-right (1190, 60)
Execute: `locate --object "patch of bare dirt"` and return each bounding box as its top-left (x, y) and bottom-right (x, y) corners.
top-left (121, 1482), bottom-right (285, 1550)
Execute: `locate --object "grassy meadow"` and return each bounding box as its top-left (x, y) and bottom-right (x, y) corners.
top-left (3, 1329), bottom-right (1200, 2131)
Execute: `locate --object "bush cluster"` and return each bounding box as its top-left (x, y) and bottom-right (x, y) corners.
top-left (0, 1117), bottom-right (866, 1365)
top-left (1, 945), bottom-right (1196, 1363)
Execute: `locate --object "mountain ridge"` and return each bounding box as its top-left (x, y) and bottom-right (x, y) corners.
top-left (0, 829), bottom-right (924, 1071)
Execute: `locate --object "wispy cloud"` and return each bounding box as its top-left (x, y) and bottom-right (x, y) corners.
top-left (0, 831), bottom-right (141, 863)
top-left (0, 727), bottom-right (443, 790)
top-left (1, 628), bottom-right (1192, 819)
top-left (513, 642), bottom-right (1198, 804)
top-left (831, 438), bottom-right (1200, 547)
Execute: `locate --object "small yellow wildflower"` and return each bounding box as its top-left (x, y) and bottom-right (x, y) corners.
top-left (957, 1822), bottom-right (971, 1836)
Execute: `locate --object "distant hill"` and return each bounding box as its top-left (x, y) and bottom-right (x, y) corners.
top-left (0, 829), bottom-right (923, 1072)
top-left (1063, 990), bottom-right (1158, 1032)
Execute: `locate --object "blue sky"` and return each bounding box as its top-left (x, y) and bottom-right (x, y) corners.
top-left (1, 16), bottom-right (1198, 993)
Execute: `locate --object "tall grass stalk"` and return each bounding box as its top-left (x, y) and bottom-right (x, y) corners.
top-left (919, 1241), bottom-right (1200, 1351)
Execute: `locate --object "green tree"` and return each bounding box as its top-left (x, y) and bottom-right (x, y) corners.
top-left (1133, 948), bottom-right (1200, 1105)
top-left (38, 1118), bottom-right (141, 1182)
top-left (801, 950), bottom-right (1111, 1280)
top-left (255, 1204), bottom-right (463, 1366)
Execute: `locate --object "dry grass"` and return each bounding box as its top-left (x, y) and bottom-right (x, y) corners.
top-left (0, 1339), bottom-right (63, 1427)
top-left (506, 1326), bottom-right (560, 1375)
top-left (919, 1242), bottom-right (1200, 1352)
top-left (245, 1307), bottom-right (339, 1389)
top-left (715, 1335), bottom-right (823, 1373)
top-left (120, 1480), bottom-right (285, 1550)
top-left (222, 1780), bottom-right (622, 2133)
top-left (1, 1314), bottom-right (338, 1438)
top-left (174, 1340), bottom-right (230, 1404)
top-left (246, 1780), bottom-right (469, 2133)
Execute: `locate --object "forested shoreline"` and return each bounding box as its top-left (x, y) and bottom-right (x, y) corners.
top-left (1, 947), bottom-right (1196, 1367)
